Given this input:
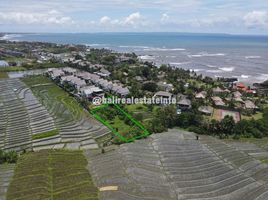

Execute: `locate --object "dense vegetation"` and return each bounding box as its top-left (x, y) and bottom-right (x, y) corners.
top-left (0, 150), bottom-right (18, 164)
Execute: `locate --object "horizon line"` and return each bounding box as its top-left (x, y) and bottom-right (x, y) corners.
top-left (1, 31), bottom-right (268, 37)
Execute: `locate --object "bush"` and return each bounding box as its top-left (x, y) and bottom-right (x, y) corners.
top-left (5, 151), bottom-right (18, 163)
top-left (0, 150), bottom-right (18, 164)
top-left (188, 126), bottom-right (205, 134)
top-left (250, 128), bottom-right (263, 139)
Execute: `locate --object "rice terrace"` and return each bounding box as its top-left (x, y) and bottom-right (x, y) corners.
top-left (2, 16), bottom-right (268, 200)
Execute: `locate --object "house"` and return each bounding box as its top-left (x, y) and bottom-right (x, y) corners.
top-left (60, 75), bottom-right (86, 90)
top-left (95, 68), bottom-right (111, 77)
top-left (195, 91), bottom-right (207, 99)
top-left (213, 87), bottom-right (225, 94)
top-left (72, 79), bottom-right (86, 90)
top-left (154, 91), bottom-right (173, 99)
top-left (47, 68), bottom-right (64, 80)
top-left (198, 106), bottom-right (213, 115)
top-left (62, 67), bottom-right (77, 75)
top-left (235, 83), bottom-right (247, 90)
top-left (243, 100), bottom-right (257, 110)
top-left (80, 86), bottom-right (104, 99)
top-left (116, 87), bottom-right (130, 97)
top-left (157, 81), bottom-right (174, 92)
top-left (233, 91), bottom-right (242, 98)
top-left (97, 79), bottom-right (113, 91)
top-left (0, 60), bottom-right (9, 67)
top-left (211, 96), bottom-right (225, 106)
top-left (100, 81), bottom-right (113, 91)
top-left (177, 98), bottom-right (192, 110)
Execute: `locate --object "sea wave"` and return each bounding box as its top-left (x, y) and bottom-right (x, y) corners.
top-left (206, 64), bottom-right (218, 68)
top-left (219, 67), bottom-right (235, 72)
top-left (0, 34), bottom-right (22, 40)
top-left (144, 47), bottom-right (186, 51)
top-left (245, 56), bottom-right (261, 59)
top-left (188, 53), bottom-right (225, 58)
top-left (241, 74), bottom-right (251, 79)
top-left (86, 43), bottom-right (108, 47)
top-left (119, 45), bottom-right (150, 49)
top-left (190, 69), bottom-right (205, 72)
top-left (138, 55), bottom-right (155, 60)
top-left (169, 62), bottom-right (191, 65)
top-left (206, 69), bottom-right (223, 73)
top-left (256, 74), bottom-right (268, 82)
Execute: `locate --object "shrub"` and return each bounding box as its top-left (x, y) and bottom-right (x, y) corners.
top-left (0, 150), bottom-right (18, 164)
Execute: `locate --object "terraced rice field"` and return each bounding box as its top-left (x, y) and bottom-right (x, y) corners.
top-left (6, 150), bottom-right (99, 200)
top-left (0, 78), bottom-right (56, 151)
top-left (0, 164), bottom-right (15, 200)
top-left (22, 76), bottom-right (110, 150)
top-left (0, 76), bottom-right (110, 151)
top-left (85, 129), bottom-right (268, 200)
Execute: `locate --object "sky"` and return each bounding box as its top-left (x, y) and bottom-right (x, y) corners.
top-left (0, 0), bottom-right (268, 34)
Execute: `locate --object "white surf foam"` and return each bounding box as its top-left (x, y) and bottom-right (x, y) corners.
top-left (119, 45), bottom-right (149, 49)
top-left (144, 47), bottom-right (186, 51)
top-left (241, 74), bottom-right (251, 79)
top-left (245, 56), bottom-right (261, 59)
top-left (138, 55), bottom-right (155, 60)
top-left (169, 62), bottom-right (191, 65)
top-left (219, 67), bottom-right (235, 72)
top-left (206, 69), bottom-right (223, 73)
top-left (188, 53), bottom-right (225, 58)
top-left (256, 74), bottom-right (268, 82)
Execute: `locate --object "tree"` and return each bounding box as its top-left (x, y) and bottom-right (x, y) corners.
top-left (218, 115), bottom-right (235, 138)
top-left (142, 82), bottom-right (158, 92)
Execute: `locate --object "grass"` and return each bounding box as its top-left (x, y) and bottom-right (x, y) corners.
top-left (32, 129), bottom-right (59, 140)
top-left (0, 66), bottom-right (26, 72)
top-left (241, 112), bottom-right (263, 120)
top-left (260, 157), bottom-right (268, 163)
top-left (92, 104), bottom-right (149, 142)
top-left (6, 150), bottom-right (99, 200)
top-left (0, 71), bottom-right (8, 78)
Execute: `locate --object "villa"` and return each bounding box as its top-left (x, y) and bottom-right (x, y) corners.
top-left (198, 106), bottom-right (213, 115)
top-left (80, 86), bottom-right (104, 99)
top-left (154, 91), bottom-right (173, 100)
top-left (195, 91), bottom-right (207, 99)
top-left (0, 60), bottom-right (9, 67)
top-left (211, 96), bottom-right (226, 106)
top-left (177, 98), bottom-right (192, 110)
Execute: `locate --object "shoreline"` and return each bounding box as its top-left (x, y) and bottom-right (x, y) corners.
top-left (1, 33), bottom-right (267, 84)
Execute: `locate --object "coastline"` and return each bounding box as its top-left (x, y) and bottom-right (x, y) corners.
top-left (1, 33), bottom-right (268, 84)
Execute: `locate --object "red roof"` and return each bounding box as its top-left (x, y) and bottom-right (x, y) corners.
top-left (236, 83), bottom-right (246, 88)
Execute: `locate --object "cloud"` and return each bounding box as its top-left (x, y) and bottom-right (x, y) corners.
top-left (98, 12), bottom-right (145, 28)
top-left (100, 16), bottom-right (111, 25)
top-left (123, 12), bottom-right (142, 26)
top-left (243, 11), bottom-right (268, 28)
top-left (161, 13), bottom-right (170, 23)
top-left (0, 10), bottom-right (74, 26)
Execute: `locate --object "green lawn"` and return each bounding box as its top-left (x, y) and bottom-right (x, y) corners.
top-left (0, 66), bottom-right (26, 72)
top-left (92, 104), bottom-right (149, 142)
top-left (241, 112), bottom-right (263, 120)
top-left (6, 150), bottom-right (99, 200)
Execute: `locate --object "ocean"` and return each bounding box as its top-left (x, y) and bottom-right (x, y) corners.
top-left (3, 32), bottom-right (268, 83)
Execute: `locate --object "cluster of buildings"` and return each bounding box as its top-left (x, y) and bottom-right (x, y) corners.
top-left (193, 84), bottom-right (258, 119)
top-left (47, 67), bottom-right (129, 100)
